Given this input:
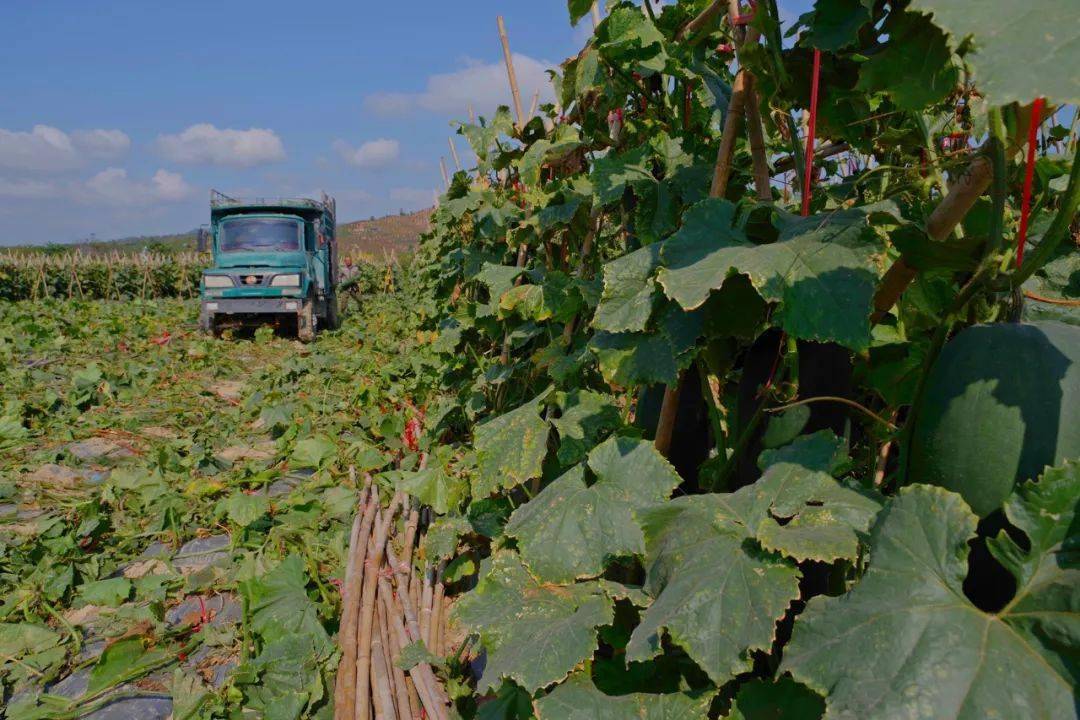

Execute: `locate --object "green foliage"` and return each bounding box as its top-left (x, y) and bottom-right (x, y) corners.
top-left (0, 251), bottom-right (207, 301)
top-left (413, 0), bottom-right (1080, 715)
top-left (784, 470), bottom-right (1078, 718)
top-left (0, 259), bottom-right (438, 717)
top-left (909, 0), bottom-right (1080, 104)
top-left (452, 551), bottom-right (614, 692)
top-left (6, 1), bottom-right (1080, 717)
top-left (506, 436), bottom-right (681, 582)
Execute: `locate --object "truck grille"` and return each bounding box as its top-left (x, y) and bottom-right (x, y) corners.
top-left (240, 275), bottom-right (265, 286)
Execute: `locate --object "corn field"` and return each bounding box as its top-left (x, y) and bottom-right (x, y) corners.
top-left (0, 250), bottom-right (210, 301)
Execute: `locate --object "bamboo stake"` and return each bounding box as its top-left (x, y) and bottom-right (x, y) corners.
top-left (497, 16), bottom-right (525, 129)
top-left (448, 137), bottom-right (462, 171)
top-left (355, 496), bottom-right (401, 720)
top-left (419, 565), bottom-right (435, 647)
top-left (376, 602), bottom-right (402, 718)
top-left (400, 498), bottom-right (421, 594)
top-left (439, 158), bottom-right (451, 190)
top-left (528, 89), bottom-right (540, 120)
top-left (653, 383), bottom-right (683, 457)
top-left (380, 585), bottom-right (415, 720)
top-left (369, 604), bottom-right (394, 720)
top-left (432, 564), bottom-right (447, 656)
top-left (333, 480), bottom-right (374, 720)
top-left (379, 577), bottom-right (445, 720)
top-left (657, 15), bottom-right (762, 456)
top-left (385, 543), bottom-right (451, 710)
top-left (676, 0), bottom-right (724, 42)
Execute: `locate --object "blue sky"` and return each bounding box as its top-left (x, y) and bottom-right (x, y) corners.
top-left (0, 0), bottom-right (811, 244)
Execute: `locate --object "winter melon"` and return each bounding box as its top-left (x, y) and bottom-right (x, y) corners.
top-left (908, 321), bottom-right (1080, 516)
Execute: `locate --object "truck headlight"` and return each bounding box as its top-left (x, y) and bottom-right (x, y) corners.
top-left (270, 274), bottom-right (301, 287)
top-left (203, 275), bottom-right (233, 288)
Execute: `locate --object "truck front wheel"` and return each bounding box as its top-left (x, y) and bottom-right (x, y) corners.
top-left (297, 302), bottom-right (316, 342)
top-left (199, 310), bottom-right (215, 336)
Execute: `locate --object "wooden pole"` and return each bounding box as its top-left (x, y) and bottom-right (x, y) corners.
top-left (497, 16), bottom-right (525, 129)
top-left (656, 7), bottom-right (762, 458)
top-left (591, 2), bottom-right (602, 28)
top-left (448, 137), bottom-right (462, 171)
top-left (676, 0), bottom-right (725, 42)
top-left (439, 157), bottom-right (451, 189)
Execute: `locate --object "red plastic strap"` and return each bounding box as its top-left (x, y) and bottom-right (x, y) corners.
top-left (1016, 97), bottom-right (1045, 267)
top-left (801, 49), bottom-right (822, 217)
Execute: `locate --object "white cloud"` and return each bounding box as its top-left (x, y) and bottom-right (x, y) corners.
top-left (389, 187), bottom-right (437, 211)
top-left (0, 178), bottom-right (58, 199)
top-left (365, 54), bottom-right (556, 118)
top-left (79, 168), bottom-right (193, 207)
top-left (71, 129), bottom-right (131, 160)
top-left (333, 138), bottom-right (401, 169)
top-left (0, 125), bottom-right (130, 172)
top-left (156, 124), bottom-right (285, 167)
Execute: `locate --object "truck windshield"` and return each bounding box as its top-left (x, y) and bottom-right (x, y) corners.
top-left (220, 218), bottom-right (302, 253)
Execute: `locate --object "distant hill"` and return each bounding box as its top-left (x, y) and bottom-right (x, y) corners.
top-left (338, 208), bottom-right (432, 259)
top-left (8, 209), bottom-right (432, 256)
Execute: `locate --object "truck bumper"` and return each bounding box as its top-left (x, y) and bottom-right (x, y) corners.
top-left (201, 297), bottom-right (307, 315)
top-left (199, 297), bottom-right (327, 334)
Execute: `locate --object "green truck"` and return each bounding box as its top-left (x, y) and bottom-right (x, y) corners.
top-left (199, 191), bottom-right (340, 341)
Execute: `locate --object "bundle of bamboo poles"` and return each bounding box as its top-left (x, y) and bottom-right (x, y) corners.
top-left (334, 464), bottom-right (454, 720)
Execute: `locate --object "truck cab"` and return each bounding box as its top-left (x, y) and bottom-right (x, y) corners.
top-left (199, 191), bottom-right (339, 341)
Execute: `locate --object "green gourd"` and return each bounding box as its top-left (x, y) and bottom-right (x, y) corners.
top-left (908, 321), bottom-right (1080, 516)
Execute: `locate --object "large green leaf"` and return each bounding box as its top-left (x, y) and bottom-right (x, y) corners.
top-left (218, 492), bottom-right (271, 528)
top-left (591, 146), bottom-right (653, 205)
top-left (473, 394), bottom-right (551, 498)
top-left (0, 623), bottom-right (65, 686)
top-left (1022, 231), bottom-right (1080, 326)
top-left (741, 462), bottom-right (882, 563)
top-left (550, 389), bottom-right (622, 465)
top-left (658, 201), bottom-right (887, 350)
top-left (88, 636), bottom-right (170, 694)
top-left (238, 633), bottom-right (330, 720)
top-left (589, 330), bottom-right (681, 387)
top-left (593, 244), bottom-right (663, 333)
top-left (805, 0), bottom-right (872, 51)
top-left (909, 0), bottom-right (1080, 104)
top-left (500, 272), bottom-right (582, 324)
top-left (239, 555), bottom-right (330, 649)
top-left (507, 436), bottom-right (682, 582)
top-left (655, 199), bottom-right (747, 308)
top-left (398, 464), bottom-right (466, 514)
top-left (423, 515), bottom-right (472, 560)
top-left (453, 551), bottom-right (614, 692)
top-left (783, 473), bottom-right (1079, 719)
top-left (535, 673), bottom-right (713, 719)
top-left (290, 434), bottom-right (337, 469)
top-left (567, 0), bottom-right (595, 27)
top-left (628, 462), bottom-right (878, 683)
top-left (626, 496), bottom-right (800, 684)
top-left (596, 7), bottom-right (670, 76)
top-left (857, 11), bottom-right (959, 110)
top-left (758, 430), bottom-right (847, 473)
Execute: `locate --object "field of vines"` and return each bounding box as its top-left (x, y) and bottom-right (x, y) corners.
top-left (2, 0), bottom-right (1079, 719)
top-left (0, 252), bottom-right (210, 302)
